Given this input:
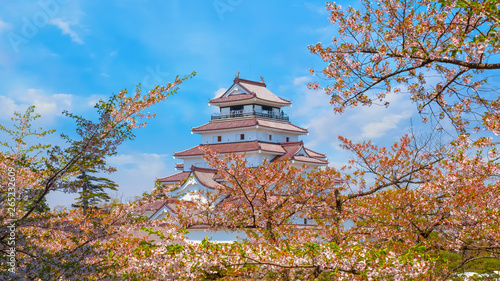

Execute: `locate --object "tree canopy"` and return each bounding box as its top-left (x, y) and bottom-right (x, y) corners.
top-left (309, 0), bottom-right (500, 134)
top-left (71, 170), bottom-right (118, 214)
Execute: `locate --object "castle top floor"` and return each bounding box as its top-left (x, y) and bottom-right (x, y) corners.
top-left (209, 76), bottom-right (292, 121)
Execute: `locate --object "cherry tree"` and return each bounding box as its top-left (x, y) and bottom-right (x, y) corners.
top-left (116, 148), bottom-right (437, 280)
top-left (0, 73), bottom-right (195, 279)
top-left (302, 0), bottom-right (500, 278)
top-left (308, 0), bottom-right (500, 134)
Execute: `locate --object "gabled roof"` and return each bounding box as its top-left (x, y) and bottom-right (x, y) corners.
top-left (209, 78), bottom-right (291, 106)
top-left (192, 117), bottom-right (308, 134)
top-left (292, 155), bottom-right (329, 165)
top-left (157, 166), bottom-right (220, 188)
top-left (274, 141), bottom-right (328, 165)
top-left (191, 166), bottom-right (219, 189)
top-left (304, 148), bottom-right (326, 158)
top-left (157, 171), bottom-right (191, 183)
top-left (135, 200), bottom-right (171, 212)
top-left (134, 199), bottom-right (177, 220)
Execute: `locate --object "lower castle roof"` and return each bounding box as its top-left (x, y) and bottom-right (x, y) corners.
top-left (161, 141), bottom-right (328, 186)
top-left (173, 140), bottom-right (326, 163)
top-left (192, 118), bottom-right (308, 134)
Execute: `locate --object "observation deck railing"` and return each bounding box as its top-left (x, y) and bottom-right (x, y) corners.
top-left (211, 110), bottom-right (289, 121)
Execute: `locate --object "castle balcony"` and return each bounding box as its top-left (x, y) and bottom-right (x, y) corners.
top-left (211, 110), bottom-right (289, 121)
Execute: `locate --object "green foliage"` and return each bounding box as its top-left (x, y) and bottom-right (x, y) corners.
top-left (72, 170), bottom-right (118, 213)
top-left (440, 250), bottom-right (500, 276)
top-left (438, 0), bottom-right (500, 48)
top-left (0, 105), bottom-right (55, 159)
top-left (0, 105), bottom-right (54, 214)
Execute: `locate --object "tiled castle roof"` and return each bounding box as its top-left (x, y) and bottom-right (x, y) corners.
top-left (209, 78), bottom-right (291, 106)
top-left (192, 118), bottom-right (308, 134)
top-left (172, 141), bottom-right (327, 164)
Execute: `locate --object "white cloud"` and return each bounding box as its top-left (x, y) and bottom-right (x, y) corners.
top-left (50, 18), bottom-right (84, 44)
top-left (303, 113), bottom-right (339, 148)
top-left (214, 87), bottom-right (226, 98)
top-left (348, 92), bottom-right (413, 140)
top-left (0, 19), bottom-right (11, 33)
top-left (0, 89), bottom-right (73, 121)
top-left (21, 89), bottom-right (73, 116)
top-left (106, 154), bottom-right (136, 166)
top-left (293, 76), bottom-right (311, 86)
top-left (0, 96), bottom-right (20, 119)
top-left (360, 114), bottom-right (409, 139)
top-left (292, 76), bottom-right (331, 118)
top-left (293, 75), bottom-right (414, 141)
top-left (290, 76), bottom-right (416, 167)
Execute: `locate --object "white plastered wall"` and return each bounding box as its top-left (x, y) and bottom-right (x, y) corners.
top-left (200, 128), bottom-right (300, 144)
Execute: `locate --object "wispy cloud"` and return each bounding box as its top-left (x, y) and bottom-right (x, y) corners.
top-left (85, 94), bottom-right (106, 108)
top-left (50, 18), bottom-right (84, 44)
top-left (360, 114), bottom-right (409, 139)
top-left (304, 2), bottom-right (328, 15)
top-left (348, 92), bottom-right (414, 140)
top-left (293, 76), bottom-right (311, 86)
top-left (291, 75), bottom-right (415, 164)
top-left (0, 19), bottom-right (11, 33)
top-left (99, 50), bottom-right (119, 78)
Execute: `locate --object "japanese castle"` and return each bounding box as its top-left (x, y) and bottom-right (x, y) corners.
top-left (142, 75), bottom-right (329, 240)
top-left (157, 74), bottom-right (328, 189)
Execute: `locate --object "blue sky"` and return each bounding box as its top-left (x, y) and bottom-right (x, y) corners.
top-left (0, 1), bottom-right (418, 207)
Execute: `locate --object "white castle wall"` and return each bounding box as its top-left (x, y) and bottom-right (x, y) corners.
top-left (200, 128), bottom-right (299, 144)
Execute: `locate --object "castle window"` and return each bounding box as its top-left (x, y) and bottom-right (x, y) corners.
top-left (286, 137), bottom-right (289, 142)
top-left (240, 134), bottom-right (245, 140)
top-left (269, 134), bottom-right (272, 141)
top-left (217, 136), bottom-right (222, 142)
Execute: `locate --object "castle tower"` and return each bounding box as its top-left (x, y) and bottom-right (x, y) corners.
top-left (145, 76), bottom-right (331, 239)
top-left (157, 76), bottom-right (328, 189)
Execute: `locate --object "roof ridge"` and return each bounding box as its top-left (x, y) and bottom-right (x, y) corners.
top-left (258, 119), bottom-right (307, 132)
top-left (173, 144), bottom-right (202, 155)
top-left (236, 78), bottom-right (292, 103)
top-left (157, 171), bottom-right (191, 182)
top-left (191, 165), bottom-right (218, 173)
top-left (192, 118), bottom-right (308, 134)
top-left (304, 147), bottom-right (327, 158)
top-left (234, 81), bottom-right (256, 97)
top-left (280, 140), bottom-right (304, 146)
top-left (209, 94), bottom-right (291, 105)
top-left (234, 77), bottom-right (266, 87)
